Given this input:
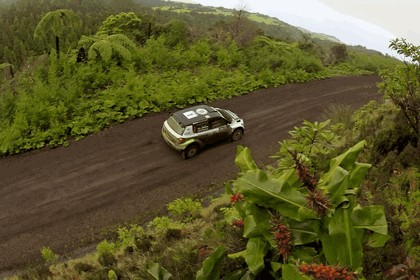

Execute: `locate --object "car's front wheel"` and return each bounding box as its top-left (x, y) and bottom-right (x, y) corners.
top-left (182, 144), bottom-right (199, 159)
top-left (231, 128), bottom-right (243, 141)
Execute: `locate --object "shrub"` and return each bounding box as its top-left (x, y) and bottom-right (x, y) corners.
top-left (98, 252), bottom-right (117, 267)
top-left (167, 197), bottom-right (202, 222)
top-left (96, 240), bottom-right (115, 256)
top-left (74, 262), bottom-right (95, 273)
top-left (147, 216), bottom-right (173, 233)
top-left (40, 246), bottom-right (59, 265)
top-left (117, 224), bottom-right (144, 248)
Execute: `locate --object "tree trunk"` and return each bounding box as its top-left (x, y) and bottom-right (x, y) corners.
top-left (55, 36), bottom-right (60, 58)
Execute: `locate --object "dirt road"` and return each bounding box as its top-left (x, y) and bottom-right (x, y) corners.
top-left (0, 75), bottom-right (381, 273)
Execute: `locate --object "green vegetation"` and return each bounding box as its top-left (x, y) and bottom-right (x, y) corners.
top-left (1, 0), bottom-right (418, 279)
top-left (0, 0), bottom-right (400, 157)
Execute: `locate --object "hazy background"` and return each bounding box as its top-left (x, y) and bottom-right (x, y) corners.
top-left (190, 0), bottom-right (420, 56)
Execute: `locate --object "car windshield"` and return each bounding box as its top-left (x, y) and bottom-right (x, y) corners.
top-left (167, 116), bottom-right (185, 135)
top-left (217, 108), bottom-right (233, 122)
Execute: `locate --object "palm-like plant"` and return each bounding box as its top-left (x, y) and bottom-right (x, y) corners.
top-left (34, 9), bottom-right (82, 57)
top-left (78, 33), bottom-right (137, 64)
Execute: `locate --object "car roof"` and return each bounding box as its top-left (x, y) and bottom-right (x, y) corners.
top-left (172, 105), bottom-right (221, 126)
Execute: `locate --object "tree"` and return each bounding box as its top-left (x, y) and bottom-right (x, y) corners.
top-left (162, 19), bottom-right (189, 48)
top-left (331, 43), bottom-right (348, 63)
top-left (78, 33), bottom-right (137, 65)
top-left (34, 9), bottom-right (82, 57)
top-left (229, 5), bottom-right (260, 46)
top-left (379, 38), bottom-right (420, 143)
top-left (98, 12), bottom-right (142, 42)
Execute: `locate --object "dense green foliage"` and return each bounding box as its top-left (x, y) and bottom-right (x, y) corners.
top-left (215, 140), bottom-right (388, 278)
top-left (0, 0), bottom-right (334, 68)
top-left (0, 0), bottom-right (400, 156)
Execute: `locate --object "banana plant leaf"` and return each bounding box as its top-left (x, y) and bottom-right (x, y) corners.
top-left (328, 140), bottom-right (367, 171)
top-left (319, 164), bottom-right (349, 206)
top-left (220, 269), bottom-right (247, 280)
top-left (244, 237), bottom-right (270, 275)
top-left (288, 220), bottom-right (319, 245)
top-left (196, 246), bottom-right (226, 280)
top-left (233, 169), bottom-right (316, 221)
top-left (320, 141), bottom-right (371, 207)
top-left (228, 238), bottom-right (269, 276)
top-left (243, 204), bottom-right (272, 240)
top-left (147, 262), bottom-right (173, 280)
top-left (235, 145), bottom-right (258, 173)
top-left (352, 205), bottom-right (389, 247)
top-left (320, 207), bottom-right (363, 268)
top-left (291, 247), bottom-right (319, 263)
top-left (282, 264), bottom-right (312, 280)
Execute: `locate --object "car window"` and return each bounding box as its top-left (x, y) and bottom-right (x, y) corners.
top-left (217, 109), bottom-right (233, 122)
top-left (193, 121), bottom-right (209, 133)
top-left (167, 116), bottom-right (185, 135)
top-left (210, 118), bottom-right (227, 129)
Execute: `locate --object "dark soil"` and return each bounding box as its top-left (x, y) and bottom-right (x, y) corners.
top-left (0, 75), bottom-right (381, 274)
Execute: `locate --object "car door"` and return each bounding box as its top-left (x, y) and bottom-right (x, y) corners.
top-left (208, 117), bottom-right (229, 143)
top-left (193, 121), bottom-right (212, 145)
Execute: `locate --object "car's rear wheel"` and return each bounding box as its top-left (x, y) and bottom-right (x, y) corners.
top-left (183, 144), bottom-right (198, 159)
top-left (231, 128), bottom-right (243, 141)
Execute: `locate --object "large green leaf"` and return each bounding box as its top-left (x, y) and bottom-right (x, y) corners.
top-left (196, 246), bottom-right (226, 280)
top-left (282, 264), bottom-right (312, 280)
top-left (321, 208), bottom-right (363, 268)
top-left (235, 145), bottom-right (258, 173)
top-left (352, 205), bottom-right (389, 247)
top-left (347, 162), bottom-right (371, 190)
top-left (321, 165), bottom-right (349, 206)
top-left (244, 237), bottom-right (269, 275)
top-left (291, 247), bottom-right (319, 263)
top-left (233, 170), bottom-right (316, 221)
top-left (228, 250), bottom-right (246, 260)
top-left (328, 140), bottom-right (367, 171)
top-left (320, 141), bottom-right (370, 206)
top-left (288, 220), bottom-right (318, 245)
top-left (243, 215), bottom-right (260, 238)
top-left (220, 269), bottom-right (247, 280)
top-left (243, 204), bottom-right (271, 239)
top-left (352, 205), bottom-right (388, 235)
top-left (147, 263), bottom-right (173, 280)
top-left (368, 232), bottom-right (390, 247)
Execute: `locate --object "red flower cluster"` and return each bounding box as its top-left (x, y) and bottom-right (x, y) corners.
top-left (231, 219), bottom-right (244, 228)
top-left (273, 224), bottom-right (292, 259)
top-left (292, 153), bottom-right (318, 191)
top-left (299, 263), bottom-right (355, 280)
top-left (197, 246), bottom-right (212, 258)
top-left (306, 189), bottom-right (331, 217)
top-left (230, 193), bottom-right (244, 204)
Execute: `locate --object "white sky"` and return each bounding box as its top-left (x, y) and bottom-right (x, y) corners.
top-left (191, 0), bottom-right (420, 55)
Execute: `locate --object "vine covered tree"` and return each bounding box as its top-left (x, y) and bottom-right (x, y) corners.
top-left (34, 9), bottom-right (82, 57)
